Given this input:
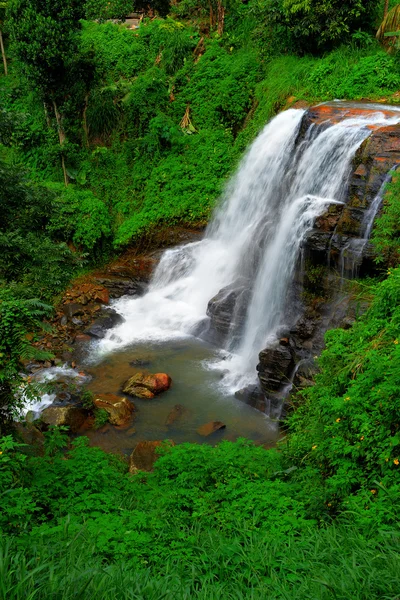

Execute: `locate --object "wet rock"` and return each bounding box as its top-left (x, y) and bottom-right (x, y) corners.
top-left (279, 337), bottom-right (289, 346)
top-left (196, 421), bottom-right (226, 436)
top-left (41, 406), bottom-right (89, 432)
top-left (235, 385), bottom-right (266, 413)
top-left (129, 359), bottom-right (152, 367)
top-left (94, 276), bottom-right (146, 299)
top-left (71, 317), bottom-right (83, 326)
top-left (93, 393), bottom-right (135, 426)
top-left (291, 315), bottom-right (316, 340)
top-left (206, 279), bottom-right (250, 344)
top-left (74, 333), bottom-right (92, 343)
top-left (63, 303), bottom-right (85, 318)
top-left (122, 372), bottom-right (171, 399)
top-left (165, 404), bottom-right (187, 426)
top-left (13, 422), bottom-right (45, 453)
top-left (84, 309), bottom-right (124, 338)
top-left (129, 440), bottom-right (175, 473)
top-left (257, 345), bottom-right (294, 394)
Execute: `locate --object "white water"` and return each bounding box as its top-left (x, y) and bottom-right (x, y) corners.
top-left (21, 366), bottom-right (88, 418)
top-left (95, 108), bottom-right (400, 392)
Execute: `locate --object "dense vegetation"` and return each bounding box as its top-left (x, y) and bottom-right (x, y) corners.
top-left (1, 0), bottom-right (400, 597)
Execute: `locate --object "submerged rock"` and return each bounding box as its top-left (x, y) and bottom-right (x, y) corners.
top-left (129, 440), bottom-right (175, 473)
top-left (122, 372), bottom-right (172, 399)
top-left (93, 393), bottom-right (135, 426)
top-left (165, 404), bottom-right (187, 426)
top-left (196, 421), bottom-right (226, 436)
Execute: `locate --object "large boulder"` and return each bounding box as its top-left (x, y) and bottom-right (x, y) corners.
top-left (93, 393), bottom-right (135, 426)
top-left (257, 344), bottom-right (294, 395)
top-left (84, 309), bottom-right (124, 339)
top-left (122, 372), bottom-right (171, 399)
top-left (129, 440), bottom-right (175, 473)
top-left (41, 406), bottom-right (89, 432)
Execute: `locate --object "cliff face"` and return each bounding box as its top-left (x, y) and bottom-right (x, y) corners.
top-left (207, 103), bottom-right (400, 413)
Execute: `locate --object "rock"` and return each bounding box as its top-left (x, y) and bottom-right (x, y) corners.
top-left (196, 421), bottom-right (226, 436)
top-left (206, 279), bottom-right (250, 344)
top-left (93, 393), bottom-right (135, 426)
top-left (129, 359), bottom-right (152, 367)
top-left (60, 315), bottom-right (68, 326)
top-left (257, 344), bottom-right (294, 394)
top-left (279, 337), bottom-right (289, 346)
top-left (235, 385), bottom-right (266, 413)
top-left (71, 317), bottom-right (83, 326)
top-left (13, 422), bottom-right (45, 453)
top-left (74, 334), bottom-right (92, 343)
top-left (41, 406), bottom-right (89, 432)
top-left (84, 309), bottom-right (124, 338)
top-left (129, 440), bottom-right (175, 473)
top-left (122, 372), bottom-right (172, 399)
top-left (63, 303), bottom-right (85, 318)
top-left (165, 404), bottom-right (187, 426)
top-left (291, 316), bottom-right (316, 340)
top-left (93, 288), bottom-right (109, 304)
top-left (94, 276), bottom-right (146, 299)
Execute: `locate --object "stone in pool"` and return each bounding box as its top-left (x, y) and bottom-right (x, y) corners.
top-left (93, 393), bottom-right (135, 426)
top-left (196, 421), bottom-right (226, 437)
top-left (165, 404), bottom-right (187, 426)
top-left (122, 372), bottom-right (172, 399)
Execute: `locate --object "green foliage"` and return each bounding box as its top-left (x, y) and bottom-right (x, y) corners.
top-left (282, 0), bottom-right (380, 53)
top-left (85, 0), bottom-right (134, 22)
top-left (7, 0), bottom-right (86, 101)
top-left (285, 268), bottom-right (400, 522)
top-left (0, 287), bottom-right (52, 426)
top-left (47, 184), bottom-right (112, 252)
top-left (93, 407), bottom-right (109, 428)
top-left (372, 171), bottom-right (400, 266)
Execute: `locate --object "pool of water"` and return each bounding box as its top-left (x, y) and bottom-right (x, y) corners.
top-left (81, 337), bottom-right (279, 454)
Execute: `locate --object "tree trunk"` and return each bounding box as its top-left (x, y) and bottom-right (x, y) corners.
top-left (82, 93), bottom-right (89, 148)
top-left (0, 29), bottom-right (8, 76)
top-left (209, 0), bottom-right (216, 28)
top-left (53, 100), bottom-right (69, 187)
top-left (383, 0), bottom-right (389, 19)
top-left (217, 1), bottom-right (225, 35)
top-left (43, 102), bottom-right (52, 129)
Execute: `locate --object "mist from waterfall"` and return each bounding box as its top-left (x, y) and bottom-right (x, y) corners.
top-left (95, 107), bottom-right (400, 392)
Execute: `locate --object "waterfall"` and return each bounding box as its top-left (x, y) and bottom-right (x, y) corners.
top-left (96, 107), bottom-right (400, 393)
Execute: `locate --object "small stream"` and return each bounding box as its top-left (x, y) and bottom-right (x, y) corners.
top-left (81, 338), bottom-right (279, 453)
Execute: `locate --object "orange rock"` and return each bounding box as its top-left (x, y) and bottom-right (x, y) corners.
top-left (122, 372), bottom-right (172, 398)
top-left (93, 393), bottom-right (135, 426)
top-left (196, 421), bottom-right (226, 437)
top-left (93, 288), bottom-right (109, 304)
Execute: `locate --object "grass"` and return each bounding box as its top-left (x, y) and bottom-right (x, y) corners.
top-left (1, 522), bottom-right (399, 600)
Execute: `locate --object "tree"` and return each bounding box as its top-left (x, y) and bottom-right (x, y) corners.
top-left (85, 0), bottom-right (134, 21)
top-left (282, 0), bottom-right (380, 52)
top-left (7, 0), bottom-right (93, 185)
top-left (0, 1), bottom-right (8, 75)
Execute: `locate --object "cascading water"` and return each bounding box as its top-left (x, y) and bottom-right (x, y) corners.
top-left (95, 106), bottom-right (400, 396)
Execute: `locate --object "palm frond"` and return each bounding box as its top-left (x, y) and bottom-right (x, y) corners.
top-left (377, 4), bottom-right (400, 51)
